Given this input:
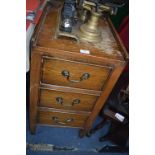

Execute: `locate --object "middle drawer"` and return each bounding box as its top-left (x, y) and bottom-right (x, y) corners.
top-left (39, 89), bottom-right (98, 112)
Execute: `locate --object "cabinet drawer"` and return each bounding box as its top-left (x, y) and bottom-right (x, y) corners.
top-left (39, 89), bottom-right (98, 112)
top-left (42, 57), bottom-right (112, 91)
top-left (38, 110), bottom-right (88, 128)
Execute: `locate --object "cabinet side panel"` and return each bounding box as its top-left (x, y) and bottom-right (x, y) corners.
top-left (83, 65), bottom-right (125, 134)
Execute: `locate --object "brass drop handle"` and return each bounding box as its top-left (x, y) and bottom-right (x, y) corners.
top-left (52, 116), bottom-right (74, 125)
top-left (61, 70), bottom-right (90, 83)
top-left (56, 97), bottom-right (80, 107)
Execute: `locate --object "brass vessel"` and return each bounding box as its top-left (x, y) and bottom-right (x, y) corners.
top-left (78, 10), bottom-right (102, 43)
top-left (56, 0), bottom-right (117, 43)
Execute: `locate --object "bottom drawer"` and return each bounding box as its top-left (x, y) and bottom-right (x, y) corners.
top-left (37, 110), bottom-right (89, 128)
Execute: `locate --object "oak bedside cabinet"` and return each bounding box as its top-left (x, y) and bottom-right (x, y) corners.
top-left (29, 1), bottom-right (128, 137)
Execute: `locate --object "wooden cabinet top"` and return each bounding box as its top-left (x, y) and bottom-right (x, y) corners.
top-left (32, 2), bottom-right (128, 64)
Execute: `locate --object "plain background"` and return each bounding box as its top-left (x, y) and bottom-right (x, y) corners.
top-left (0, 0), bottom-right (155, 155)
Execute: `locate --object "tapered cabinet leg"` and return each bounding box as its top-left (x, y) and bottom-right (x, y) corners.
top-left (79, 128), bottom-right (91, 138)
top-left (30, 123), bottom-right (36, 134)
top-left (79, 129), bottom-right (86, 138)
top-left (29, 91), bottom-right (38, 135)
top-left (29, 115), bottom-right (37, 134)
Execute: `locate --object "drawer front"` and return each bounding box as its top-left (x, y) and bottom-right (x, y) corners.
top-left (42, 58), bottom-right (111, 91)
top-left (38, 110), bottom-right (88, 128)
top-left (39, 89), bottom-right (98, 112)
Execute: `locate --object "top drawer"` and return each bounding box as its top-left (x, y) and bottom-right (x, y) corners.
top-left (41, 57), bottom-right (112, 91)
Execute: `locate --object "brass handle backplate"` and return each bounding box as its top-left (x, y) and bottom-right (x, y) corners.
top-left (61, 70), bottom-right (90, 83)
top-left (56, 97), bottom-right (80, 107)
top-left (52, 116), bottom-right (74, 125)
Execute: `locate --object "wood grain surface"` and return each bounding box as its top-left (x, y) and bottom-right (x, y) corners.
top-left (39, 89), bottom-right (98, 111)
top-left (42, 57), bottom-right (112, 91)
top-left (38, 109), bottom-right (89, 128)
